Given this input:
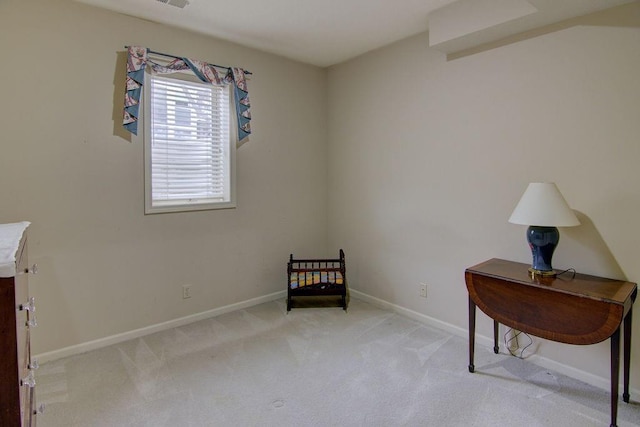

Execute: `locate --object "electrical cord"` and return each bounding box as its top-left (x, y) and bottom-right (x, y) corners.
top-left (555, 267), bottom-right (576, 279)
top-left (504, 328), bottom-right (533, 359)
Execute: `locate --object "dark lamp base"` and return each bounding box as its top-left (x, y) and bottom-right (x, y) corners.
top-left (526, 225), bottom-right (560, 276)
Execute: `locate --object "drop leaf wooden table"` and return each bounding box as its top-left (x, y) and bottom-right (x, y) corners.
top-left (465, 258), bottom-right (637, 427)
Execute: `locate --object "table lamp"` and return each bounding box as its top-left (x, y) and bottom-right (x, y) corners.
top-left (508, 182), bottom-right (580, 277)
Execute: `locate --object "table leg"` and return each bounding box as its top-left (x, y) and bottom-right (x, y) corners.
top-left (623, 307), bottom-right (632, 403)
top-left (469, 296), bottom-right (476, 373)
top-left (493, 320), bottom-right (499, 354)
top-left (610, 327), bottom-right (620, 427)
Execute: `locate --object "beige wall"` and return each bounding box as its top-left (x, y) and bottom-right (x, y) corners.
top-left (0, 0), bottom-right (328, 353)
top-left (328, 3), bottom-right (640, 389)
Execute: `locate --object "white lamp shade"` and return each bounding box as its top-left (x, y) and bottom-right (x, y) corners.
top-left (509, 182), bottom-right (580, 227)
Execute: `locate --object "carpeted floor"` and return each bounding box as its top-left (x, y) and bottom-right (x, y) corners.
top-left (37, 298), bottom-right (640, 426)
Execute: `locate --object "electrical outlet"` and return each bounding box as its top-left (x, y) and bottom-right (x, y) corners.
top-left (182, 284), bottom-right (192, 299)
top-left (419, 283), bottom-right (427, 298)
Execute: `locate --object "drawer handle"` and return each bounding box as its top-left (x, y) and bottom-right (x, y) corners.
top-left (20, 372), bottom-right (36, 388)
top-left (25, 263), bottom-right (38, 275)
top-left (26, 316), bottom-right (38, 328)
top-left (19, 297), bottom-right (36, 312)
top-left (33, 403), bottom-right (45, 415)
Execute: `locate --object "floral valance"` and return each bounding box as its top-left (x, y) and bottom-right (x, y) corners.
top-left (123, 46), bottom-right (251, 141)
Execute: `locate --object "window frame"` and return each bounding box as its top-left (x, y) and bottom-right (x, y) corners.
top-left (143, 69), bottom-right (237, 214)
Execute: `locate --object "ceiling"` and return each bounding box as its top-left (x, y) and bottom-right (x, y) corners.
top-left (76, 0), bottom-right (634, 67)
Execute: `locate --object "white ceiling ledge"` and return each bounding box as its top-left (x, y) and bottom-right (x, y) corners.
top-left (427, 0), bottom-right (635, 57)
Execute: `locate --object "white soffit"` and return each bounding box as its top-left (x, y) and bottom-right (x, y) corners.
top-left (428, 0), bottom-right (636, 55)
top-left (428, 0), bottom-right (538, 46)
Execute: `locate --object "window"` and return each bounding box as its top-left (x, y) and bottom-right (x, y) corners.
top-left (144, 73), bottom-right (235, 214)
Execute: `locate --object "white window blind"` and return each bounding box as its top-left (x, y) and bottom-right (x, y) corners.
top-left (145, 74), bottom-right (234, 213)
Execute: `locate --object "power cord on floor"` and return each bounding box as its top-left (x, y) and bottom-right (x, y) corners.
top-left (504, 328), bottom-right (533, 359)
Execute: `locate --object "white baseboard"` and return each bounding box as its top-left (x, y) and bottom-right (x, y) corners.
top-left (350, 289), bottom-right (474, 340)
top-left (350, 288), bottom-right (640, 397)
top-left (35, 290), bottom-right (287, 364)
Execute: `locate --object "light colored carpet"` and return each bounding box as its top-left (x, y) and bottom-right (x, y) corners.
top-left (37, 298), bottom-right (640, 426)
